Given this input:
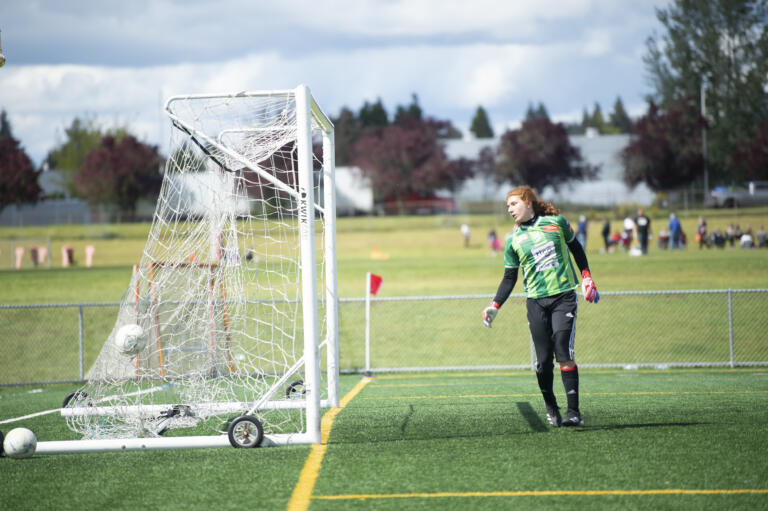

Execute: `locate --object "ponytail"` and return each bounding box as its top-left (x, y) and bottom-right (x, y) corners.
top-left (506, 186), bottom-right (560, 216)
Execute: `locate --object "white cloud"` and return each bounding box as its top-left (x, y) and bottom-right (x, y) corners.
top-left (0, 1), bottom-right (661, 164)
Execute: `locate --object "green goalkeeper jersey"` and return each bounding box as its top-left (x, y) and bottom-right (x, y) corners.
top-left (504, 215), bottom-right (580, 299)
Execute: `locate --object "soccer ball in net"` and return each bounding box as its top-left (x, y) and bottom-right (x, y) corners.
top-left (114, 324), bottom-right (145, 355)
top-left (3, 427), bottom-right (37, 459)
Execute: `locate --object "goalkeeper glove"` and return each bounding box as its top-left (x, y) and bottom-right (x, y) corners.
top-left (482, 301), bottom-right (500, 328)
top-left (581, 270), bottom-right (600, 303)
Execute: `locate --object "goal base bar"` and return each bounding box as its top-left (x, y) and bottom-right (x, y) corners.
top-left (34, 432), bottom-right (316, 455)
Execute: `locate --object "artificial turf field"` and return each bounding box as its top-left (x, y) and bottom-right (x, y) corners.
top-left (2, 368), bottom-right (767, 510)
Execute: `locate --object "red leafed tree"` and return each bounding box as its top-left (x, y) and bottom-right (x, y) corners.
top-left (496, 117), bottom-right (598, 193)
top-left (621, 99), bottom-right (706, 191)
top-left (352, 118), bottom-right (472, 213)
top-left (76, 135), bottom-right (163, 218)
top-left (0, 135), bottom-right (41, 213)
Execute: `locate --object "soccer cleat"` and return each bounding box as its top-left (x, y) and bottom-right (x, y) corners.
top-left (562, 409), bottom-right (584, 427)
top-left (546, 404), bottom-right (562, 427)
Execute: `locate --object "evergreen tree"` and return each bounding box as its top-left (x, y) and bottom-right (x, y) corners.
top-left (359, 98), bottom-right (389, 128)
top-left (610, 97), bottom-right (633, 133)
top-left (332, 107), bottom-right (362, 166)
top-left (0, 110), bottom-right (13, 139)
top-left (394, 93), bottom-right (423, 125)
top-left (535, 103), bottom-right (550, 121)
top-left (469, 106), bottom-right (494, 138)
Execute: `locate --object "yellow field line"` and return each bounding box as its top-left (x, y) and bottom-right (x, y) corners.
top-left (314, 488), bottom-right (768, 501)
top-left (286, 377), bottom-right (372, 511)
top-left (359, 390), bottom-right (768, 401)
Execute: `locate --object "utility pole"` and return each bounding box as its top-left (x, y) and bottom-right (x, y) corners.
top-left (701, 80), bottom-right (708, 205)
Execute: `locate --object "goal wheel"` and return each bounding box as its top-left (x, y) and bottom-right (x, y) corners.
top-left (0, 430), bottom-right (4, 457)
top-left (285, 379), bottom-right (306, 399)
top-left (227, 415), bottom-right (264, 448)
top-left (62, 391), bottom-right (90, 408)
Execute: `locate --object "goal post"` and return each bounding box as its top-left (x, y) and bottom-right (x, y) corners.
top-left (40, 85), bottom-right (338, 454)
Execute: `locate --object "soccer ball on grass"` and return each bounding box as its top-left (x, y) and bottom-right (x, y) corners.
top-left (114, 324), bottom-right (146, 356)
top-left (3, 427), bottom-right (37, 459)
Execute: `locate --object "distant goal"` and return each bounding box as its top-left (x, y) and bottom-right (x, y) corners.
top-left (41, 85), bottom-right (338, 454)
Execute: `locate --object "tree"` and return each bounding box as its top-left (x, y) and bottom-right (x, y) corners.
top-left (730, 120), bottom-right (768, 181)
top-left (621, 99), bottom-right (706, 191)
top-left (0, 128), bottom-right (41, 213)
top-left (496, 118), bottom-right (598, 193)
top-left (0, 110), bottom-right (13, 138)
top-left (525, 102), bottom-right (550, 121)
top-left (394, 93), bottom-right (423, 125)
top-left (331, 107), bottom-right (362, 166)
top-left (469, 106), bottom-right (494, 138)
top-left (352, 119), bottom-right (472, 213)
top-left (610, 97), bottom-right (634, 133)
top-left (45, 117), bottom-right (128, 197)
top-left (644, 0), bottom-right (768, 183)
top-left (358, 98), bottom-right (389, 128)
top-left (76, 135), bottom-right (163, 219)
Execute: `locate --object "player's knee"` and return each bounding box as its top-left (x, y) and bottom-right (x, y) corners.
top-left (535, 360), bottom-right (554, 374)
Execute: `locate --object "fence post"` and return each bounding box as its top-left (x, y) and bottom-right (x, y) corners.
top-left (365, 272), bottom-right (371, 375)
top-left (78, 305), bottom-right (85, 380)
top-left (728, 289), bottom-right (734, 368)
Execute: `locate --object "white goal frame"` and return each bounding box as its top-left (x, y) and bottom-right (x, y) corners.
top-left (36, 85), bottom-right (338, 455)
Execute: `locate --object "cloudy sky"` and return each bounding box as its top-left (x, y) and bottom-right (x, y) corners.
top-left (0, 0), bottom-right (663, 165)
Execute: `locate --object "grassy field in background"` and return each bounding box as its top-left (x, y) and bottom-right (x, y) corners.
top-left (2, 208), bottom-right (768, 303)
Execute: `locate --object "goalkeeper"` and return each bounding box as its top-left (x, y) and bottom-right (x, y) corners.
top-left (481, 186), bottom-right (599, 427)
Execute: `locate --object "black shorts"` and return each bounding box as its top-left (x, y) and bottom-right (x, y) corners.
top-left (526, 290), bottom-right (578, 364)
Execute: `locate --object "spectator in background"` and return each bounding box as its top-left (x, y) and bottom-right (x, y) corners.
top-left (601, 218), bottom-right (611, 253)
top-left (756, 225), bottom-right (767, 248)
top-left (461, 223), bottom-right (470, 248)
top-left (726, 223), bottom-right (737, 248)
top-left (668, 213), bottom-right (682, 250)
top-left (634, 209), bottom-right (651, 255)
top-left (740, 226), bottom-right (754, 249)
top-left (623, 215), bottom-right (635, 250)
top-left (696, 217), bottom-right (708, 249)
top-left (577, 215), bottom-right (588, 249)
top-left (710, 227), bottom-right (726, 248)
top-left (488, 229), bottom-right (501, 253)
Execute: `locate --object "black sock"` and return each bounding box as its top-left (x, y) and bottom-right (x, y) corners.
top-left (536, 364), bottom-right (557, 407)
top-left (561, 366), bottom-right (579, 412)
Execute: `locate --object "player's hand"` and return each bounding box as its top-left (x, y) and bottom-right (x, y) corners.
top-left (482, 301), bottom-right (500, 328)
top-left (581, 270), bottom-right (600, 303)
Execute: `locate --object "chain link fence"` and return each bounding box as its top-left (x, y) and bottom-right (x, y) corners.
top-left (2, 289), bottom-right (767, 385)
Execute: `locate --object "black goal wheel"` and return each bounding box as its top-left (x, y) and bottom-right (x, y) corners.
top-left (0, 430), bottom-right (4, 457)
top-left (227, 415), bottom-right (264, 448)
top-left (285, 379), bottom-right (306, 399)
top-left (62, 391), bottom-right (90, 408)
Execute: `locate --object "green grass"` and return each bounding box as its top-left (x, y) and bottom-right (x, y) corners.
top-left (2, 369), bottom-right (767, 510)
top-left (2, 211), bottom-right (768, 509)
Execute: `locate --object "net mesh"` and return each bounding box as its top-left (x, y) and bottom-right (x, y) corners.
top-left (65, 91), bottom-right (331, 440)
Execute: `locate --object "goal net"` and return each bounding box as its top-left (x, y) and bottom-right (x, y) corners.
top-left (62, 86), bottom-right (337, 448)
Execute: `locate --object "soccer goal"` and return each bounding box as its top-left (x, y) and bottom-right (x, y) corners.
top-left (38, 85), bottom-right (338, 454)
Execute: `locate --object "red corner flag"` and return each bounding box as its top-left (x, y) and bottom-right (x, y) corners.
top-left (369, 273), bottom-right (383, 296)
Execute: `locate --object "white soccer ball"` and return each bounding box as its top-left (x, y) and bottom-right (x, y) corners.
top-left (114, 324), bottom-right (145, 355)
top-left (3, 427), bottom-right (37, 459)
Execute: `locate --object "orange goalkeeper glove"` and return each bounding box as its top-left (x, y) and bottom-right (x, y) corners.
top-left (581, 270), bottom-right (600, 303)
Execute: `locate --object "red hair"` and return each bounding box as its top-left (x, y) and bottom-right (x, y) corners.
top-left (506, 186), bottom-right (560, 216)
